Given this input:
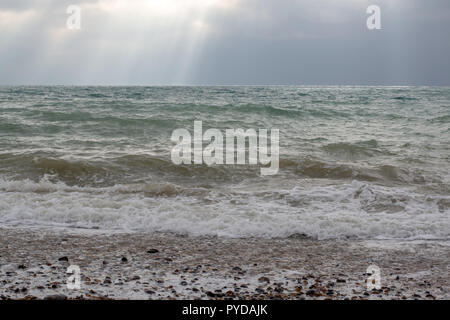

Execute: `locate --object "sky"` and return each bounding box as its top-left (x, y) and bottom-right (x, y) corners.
top-left (1, 0), bottom-right (449, 85)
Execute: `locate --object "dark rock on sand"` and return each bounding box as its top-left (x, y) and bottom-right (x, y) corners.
top-left (58, 257), bottom-right (69, 262)
top-left (206, 291), bottom-right (224, 298)
top-left (147, 249), bottom-right (159, 254)
top-left (274, 287), bottom-right (284, 293)
top-left (44, 294), bottom-right (67, 300)
top-left (225, 290), bottom-right (235, 297)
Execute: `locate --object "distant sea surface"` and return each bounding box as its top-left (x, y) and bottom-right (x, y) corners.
top-left (0, 86), bottom-right (449, 240)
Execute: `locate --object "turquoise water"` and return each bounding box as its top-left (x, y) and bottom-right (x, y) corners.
top-left (0, 86), bottom-right (449, 239)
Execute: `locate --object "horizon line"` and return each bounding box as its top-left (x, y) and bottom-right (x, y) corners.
top-left (1, 84), bottom-right (450, 88)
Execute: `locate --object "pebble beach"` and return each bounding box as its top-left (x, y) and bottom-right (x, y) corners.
top-left (0, 226), bottom-right (448, 300)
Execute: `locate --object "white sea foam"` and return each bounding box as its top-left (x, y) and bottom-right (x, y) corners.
top-left (0, 178), bottom-right (448, 240)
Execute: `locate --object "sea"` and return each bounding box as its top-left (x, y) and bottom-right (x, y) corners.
top-left (0, 86), bottom-right (449, 240)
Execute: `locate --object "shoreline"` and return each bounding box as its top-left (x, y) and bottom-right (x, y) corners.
top-left (0, 226), bottom-right (448, 300)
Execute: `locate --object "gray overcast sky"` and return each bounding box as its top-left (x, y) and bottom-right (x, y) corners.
top-left (1, 0), bottom-right (449, 85)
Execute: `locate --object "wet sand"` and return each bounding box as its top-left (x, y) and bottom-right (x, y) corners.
top-left (0, 226), bottom-right (448, 300)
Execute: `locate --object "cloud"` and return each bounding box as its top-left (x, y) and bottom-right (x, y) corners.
top-left (0, 0), bottom-right (449, 85)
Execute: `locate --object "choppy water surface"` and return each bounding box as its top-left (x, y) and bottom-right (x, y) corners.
top-left (0, 86), bottom-right (449, 239)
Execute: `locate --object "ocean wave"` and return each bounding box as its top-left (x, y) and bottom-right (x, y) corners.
top-left (0, 178), bottom-right (448, 240)
top-left (429, 114), bottom-right (450, 123)
top-left (1, 86), bottom-right (449, 240)
top-left (280, 158), bottom-right (443, 186)
top-left (392, 96), bottom-right (418, 101)
top-left (322, 140), bottom-right (385, 159)
top-left (0, 153), bottom-right (446, 188)
top-left (23, 109), bottom-right (176, 128)
top-left (0, 177), bottom-right (208, 197)
top-left (1, 153), bottom-right (259, 186)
